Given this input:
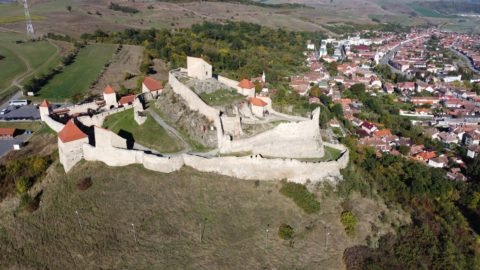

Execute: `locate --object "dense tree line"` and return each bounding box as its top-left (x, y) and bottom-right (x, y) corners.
top-left (337, 83), bottom-right (480, 268)
top-left (80, 21), bottom-right (324, 82)
top-left (108, 2), bottom-right (139, 14)
top-left (340, 144), bottom-right (479, 269)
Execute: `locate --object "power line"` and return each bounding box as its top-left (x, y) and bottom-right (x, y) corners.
top-left (23, 0), bottom-right (35, 38)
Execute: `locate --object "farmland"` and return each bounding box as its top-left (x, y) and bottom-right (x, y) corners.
top-left (37, 43), bottom-right (116, 101)
top-left (0, 31), bottom-right (61, 96)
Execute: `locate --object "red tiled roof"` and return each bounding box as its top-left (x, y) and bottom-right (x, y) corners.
top-left (238, 79), bottom-right (255, 89)
top-left (373, 129), bottom-right (392, 137)
top-left (103, 85), bottom-right (115, 94)
top-left (417, 151), bottom-right (437, 160)
top-left (58, 120), bottom-right (87, 143)
top-left (143, 77), bottom-right (163, 91)
top-left (249, 97), bottom-right (267, 107)
top-left (118, 95), bottom-right (135, 105)
top-left (40, 99), bottom-right (50, 108)
top-left (0, 128), bottom-right (15, 137)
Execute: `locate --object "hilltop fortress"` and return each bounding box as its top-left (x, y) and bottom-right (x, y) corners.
top-left (40, 57), bottom-right (348, 183)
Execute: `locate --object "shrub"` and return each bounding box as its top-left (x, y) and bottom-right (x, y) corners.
top-left (340, 210), bottom-right (358, 237)
top-left (278, 223), bottom-right (294, 240)
top-left (77, 177), bottom-right (93, 191)
top-left (16, 176), bottom-right (32, 195)
top-left (280, 182), bottom-right (320, 214)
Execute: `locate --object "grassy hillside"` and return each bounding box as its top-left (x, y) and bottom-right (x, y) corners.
top-left (37, 43), bottom-right (116, 101)
top-left (0, 161), bottom-right (402, 269)
top-left (0, 32), bottom-right (60, 94)
top-left (102, 108), bottom-right (184, 153)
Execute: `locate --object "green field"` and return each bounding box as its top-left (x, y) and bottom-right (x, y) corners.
top-left (408, 3), bottom-right (456, 18)
top-left (0, 32), bottom-right (60, 94)
top-left (37, 44), bottom-right (116, 100)
top-left (102, 108), bottom-right (183, 153)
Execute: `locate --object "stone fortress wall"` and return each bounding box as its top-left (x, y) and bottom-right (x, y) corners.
top-left (77, 105), bottom-right (133, 127)
top-left (43, 57), bottom-right (349, 184)
top-left (219, 108), bottom-right (324, 158)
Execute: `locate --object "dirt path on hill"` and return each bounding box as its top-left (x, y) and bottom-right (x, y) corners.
top-left (148, 108), bottom-right (191, 153)
top-left (12, 39), bottom-right (61, 91)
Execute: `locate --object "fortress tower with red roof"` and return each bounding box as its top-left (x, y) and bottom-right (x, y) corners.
top-left (103, 85), bottom-right (118, 109)
top-left (39, 99), bottom-right (51, 121)
top-left (58, 119), bottom-right (89, 172)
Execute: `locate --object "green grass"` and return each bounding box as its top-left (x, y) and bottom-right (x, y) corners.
top-left (102, 108), bottom-right (183, 153)
top-left (0, 14), bottom-right (44, 24)
top-left (199, 89), bottom-right (245, 106)
top-left (37, 44), bottom-right (115, 100)
top-left (408, 3), bottom-right (456, 18)
top-left (280, 182), bottom-right (321, 214)
top-left (0, 32), bottom-right (61, 94)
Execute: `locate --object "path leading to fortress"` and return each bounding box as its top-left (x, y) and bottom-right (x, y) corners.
top-left (147, 108), bottom-right (191, 153)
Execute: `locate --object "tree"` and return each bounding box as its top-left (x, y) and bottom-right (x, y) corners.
top-left (310, 86), bottom-right (322, 98)
top-left (66, 5), bottom-right (72, 12)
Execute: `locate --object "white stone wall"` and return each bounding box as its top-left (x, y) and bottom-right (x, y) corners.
top-left (183, 154), bottom-right (347, 183)
top-left (43, 115), bottom-right (65, 132)
top-left (77, 105), bottom-right (132, 127)
top-left (59, 137), bottom-right (89, 172)
top-left (133, 98), bottom-right (146, 125)
top-left (67, 102), bottom-right (99, 115)
top-left (187, 57), bottom-right (212, 80)
top-left (39, 107), bottom-right (50, 122)
top-left (104, 92), bottom-right (117, 109)
top-left (220, 115), bottom-right (243, 137)
top-left (221, 108), bottom-right (324, 158)
top-left (218, 75), bottom-right (239, 89)
top-left (169, 71), bottom-right (224, 146)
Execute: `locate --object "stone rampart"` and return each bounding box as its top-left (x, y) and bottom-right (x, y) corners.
top-left (77, 105), bottom-right (132, 127)
top-left (218, 75), bottom-right (239, 90)
top-left (67, 102), bottom-right (99, 115)
top-left (220, 108), bottom-right (324, 158)
top-left (169, 70), bottom-right (224, 145)
top-left (44, 115), bottom-right (65, 132)
top-left (183, 154), bottom-right (347, 183)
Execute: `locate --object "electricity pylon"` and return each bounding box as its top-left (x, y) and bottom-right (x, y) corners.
top-left (23, 0), bottom-right (35, 38)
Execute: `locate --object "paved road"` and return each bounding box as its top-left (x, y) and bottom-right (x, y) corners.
top-left (448, 47), bottom-right (480, 74)
top-left (0, 133), bottom-right (32, 157)
top-left (379, 36), bottom-right (427, 77)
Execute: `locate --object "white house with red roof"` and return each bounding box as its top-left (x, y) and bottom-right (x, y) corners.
top-left (142, 77), bottom-right (164, 97)
top-left (249, 97), bottom-right (268, 118)
top-left (237, 79), bottom-right (255, 98)
top-left (103, 85), bottom-right (117, 109)
top-left (58, 119), bottom-right (89, 172)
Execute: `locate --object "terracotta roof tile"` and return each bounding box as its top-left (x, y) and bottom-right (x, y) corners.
top-left (103, 85), bottom-right (116, 94)
top-left (249, 97), bottom-right (267, 107)
top-left (0, 128), bottom-right (16, 137)
top-left (143, 77), bottom-right (163, 91)
top-left (118, 95), bottom-right (135, 105)
top-left (58, 119), bottom-right (87, 143)
top-left (40, 99), bottom-right (50, 108)
top-left (238, 79), bottom-right (255, 89)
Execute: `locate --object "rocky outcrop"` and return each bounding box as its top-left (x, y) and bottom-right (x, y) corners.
top-left (155, 85), bottom-right (218, 148)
